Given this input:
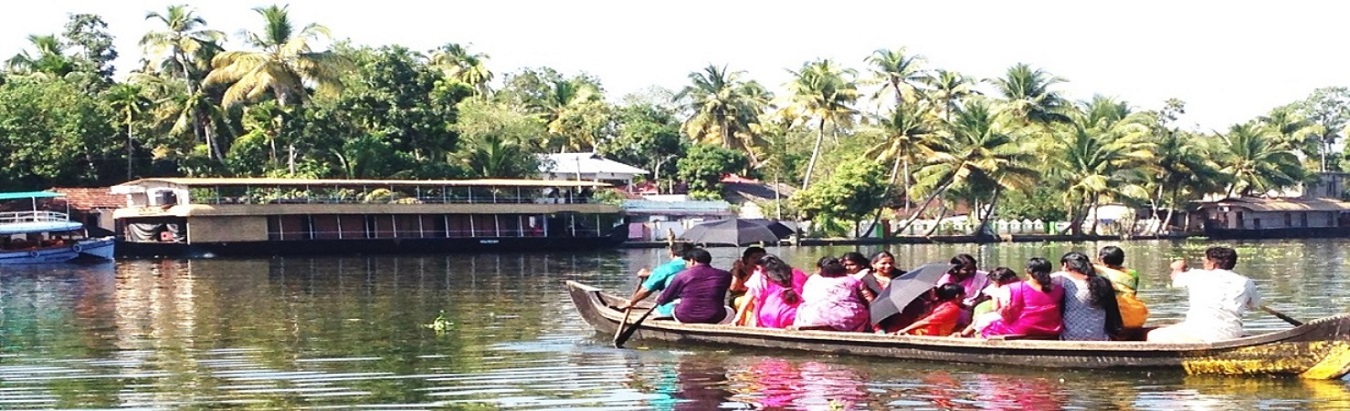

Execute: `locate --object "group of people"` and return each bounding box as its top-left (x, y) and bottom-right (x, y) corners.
top-left (621, 243), bottom-right (1261, 343)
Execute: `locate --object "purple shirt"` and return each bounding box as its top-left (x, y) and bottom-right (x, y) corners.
top-left (656, 263), bottom-right (732, 323)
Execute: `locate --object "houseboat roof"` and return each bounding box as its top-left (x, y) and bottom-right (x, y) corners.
top-left (0, 191), bottom-right (63, 201)
top-left (112, 178), bottom-right (612, 190)
top-left (1198, 197), bottom-right (1350, 212)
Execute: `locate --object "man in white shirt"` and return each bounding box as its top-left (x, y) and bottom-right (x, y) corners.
top-left (1148, 246), bottom-right (1261, 343)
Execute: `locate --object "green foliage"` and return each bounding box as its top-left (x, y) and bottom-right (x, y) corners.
top-left (676, 144), bottom-right (749, 199)
top-left (600, 103), bottom-right (687, 186)
top-left (451, 99), bottom-right (545, 178)
top-left (61, 13), bottom-right (119, 86)
top-left (0, 77), bottom-right (117, 190)
top-left (997, 185), bottom-right (1068, 221)
top-left (791, 158), bottom-right (888, 225)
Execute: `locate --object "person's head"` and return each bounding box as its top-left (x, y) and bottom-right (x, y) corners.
top-left (1098, 245), bottom-right (1126, 267)
top-left (1060, 251), bottom-right (1095, 276)
top-left (871, 251), bottom-right (896, 274)
top-left (948, 253), bottom-right (978, 278)
top-left (1204, 246), bottom-right (1238, 270)
top-left (669, 242), bottom-right (694, 259)
top-left (758, 254), bottom-right (801, 304)
top-left (742, 246), bottom-right (767, 264)
top-left (987, 267), bottom-right (1019, 286)
top-left (841, 252), bottom-right (869, 274)
top-left (1026, 257), bottom-right (1054, 292)
top-left (685, 248), bottom-right (712, 265)
top-left (934, 283), bottom-right (965, 302)
top-left (817, 256), bottom-right (847, 277)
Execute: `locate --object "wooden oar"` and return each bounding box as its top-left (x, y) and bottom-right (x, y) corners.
top-left (1261, 305), bottom-right (1304, 327)
top-left (612, 307), bottom-right (635, 344)
top-left (613, 305), bottom-right (657, 348)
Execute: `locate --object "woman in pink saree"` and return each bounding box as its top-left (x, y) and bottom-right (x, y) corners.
top-left (734, 254), bottom-right (807, 328)
top-left (981, 257), bottom-right (1064, 339)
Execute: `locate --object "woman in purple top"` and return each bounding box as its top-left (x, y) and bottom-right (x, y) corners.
top-left (793, 257), bottom-right (870, 332)
top-left (982, 257), bottom-right (1064, 339)
top-left (936, 253), bottom-right (991, 326)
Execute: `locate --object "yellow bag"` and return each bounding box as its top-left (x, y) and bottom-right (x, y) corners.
top-left (1117, 293), bottom-right (1149, 328)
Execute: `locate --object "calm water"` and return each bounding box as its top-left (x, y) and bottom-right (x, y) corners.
top-left (1, 239), bottom-right (1348, 410)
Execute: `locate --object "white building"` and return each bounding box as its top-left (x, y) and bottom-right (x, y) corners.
top-left (539, 152), bottom-right (649, 189)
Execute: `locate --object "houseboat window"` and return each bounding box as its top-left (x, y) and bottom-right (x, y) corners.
top-left (1284, 213), bottom-right (1293, 227)
top-left (1301, 212), bottom-right (1309, 227)
top-left (312, 215), bottom-right (341, 239)
top-left (1253, 218), bottom-right (1261, 229)
top-left (447, 215), bottom-right (471, 237)
top-left (123, 221), bottom-right (186, 243)
top-left (394, 215), bottom-right (421, 238)
top-left (267, 215), bottom-right (312, 240)
top-left (1236, 212), bottom-right (1245, 229)
top-left (471, 215), bottom-right (496, 237)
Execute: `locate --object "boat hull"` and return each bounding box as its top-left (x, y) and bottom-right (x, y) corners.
top-left (0, 237), bottom-right (115, 264)
top-left (117, 233), bottom-right (627, 258)
top-left (566, 281), bottom-right (1350, 379)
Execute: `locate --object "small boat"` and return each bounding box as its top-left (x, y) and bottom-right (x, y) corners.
top-left (566, 280), bottom-right (1350, 379)
top-left (0, 191), bottom-right (115, 264)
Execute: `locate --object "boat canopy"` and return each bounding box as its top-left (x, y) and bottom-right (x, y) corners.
top-left (0, 191), bottom-right (64, 201)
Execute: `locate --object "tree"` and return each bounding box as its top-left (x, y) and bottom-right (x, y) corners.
top-left (674, 65), bottom-right (772, 161)
top-left (922, 69), bottom-right (979, 122)
top-left (141, 4), bottom-right (227, 162)
top-left (204, 4), bottom-right (350, 107)
top-left (790, 158), bottom-right (888, 237)
top-left (451, 99), bottom-right (546, 178)
top-left (600, 103), bottom-right (686, 191)
top-left (105, 84), bottom-right (153, 179)
top-left (787, 59), bottom-right (859, 189)
top-left (1217, 122), bottom-right (1305, 197)
top-left (0, 77), bottom-right (117, 189)
top-left (5, 34), bottom-right (75, 77)
top-left (1294, 87), bottom-right (1350, 172)
top-left (676, 144), bottom-right (749, 199)
top-left (429, 43), bottom-right (492, 96)
top-left (61, 13), bottom-right (119, 85)
top-left (1051, 97), bottom-right (1154, 234)
top-left (866, 48), bottom-right (925, 108)
top-left (989, 63), bottom-right (1071, 126)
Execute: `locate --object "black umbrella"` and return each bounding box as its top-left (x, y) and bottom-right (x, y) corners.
top-left (679, 218), bottom-right (785, 246)
top-left (742, 218), bottom-right (797, 238)
top-left (869, 262), bottom-right (954, 324)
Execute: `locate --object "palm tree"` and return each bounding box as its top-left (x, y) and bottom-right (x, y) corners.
top-left (864, 101), bottom-right (937, 234)
top-left (674, 65), bottom-right (772, 162)
top-left (989, 63), bottom-right (1071, 126)
top-left (787, 59), bottom-right (859, 189)
top-left (429, 43), bottom-right (493, 96)
top-left (900, 100), bottom-right (1036, 235)
top-left (1258, 106), bottom-right (1316, 155)
top-left (922, 69), bottom-right (979, 122)
top-left (866, 48), bottom-right (925, 108)
top-left (538, 78), bottom-right (605, 152)
top-left (204, 4), bottom-right (349, 107)
top-left (5, 34), bottom-right (75, 77)
top-left (141, 5), bottom-right (224, 82)
top-left (1218, 122), bottom-right (1305, 197)
top-left (105, 84), bottom-right (153, 179)
top-left (1052, 98), bottom-right (1155, 234)
top-left (1148, 128), bottom-right (1225, 232)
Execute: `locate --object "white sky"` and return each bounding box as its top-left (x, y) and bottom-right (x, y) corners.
top-left (3, 1), bottom-right (1346, 131)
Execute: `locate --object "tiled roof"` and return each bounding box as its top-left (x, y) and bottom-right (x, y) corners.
top-left (49, 187), bottom-right (124, 209)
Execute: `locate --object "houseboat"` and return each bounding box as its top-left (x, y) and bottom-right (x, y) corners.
top-left (1197, 197), bottom-right (1350, 239)
top-left (110, 178), bottom-right (627, 258)
top-left (0, 191), bottom-right (116, 264)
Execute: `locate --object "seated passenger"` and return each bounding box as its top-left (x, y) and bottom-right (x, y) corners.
top-left (620, 242), bottom-right (694, 318)
top-left (728, 247), bottom-right (768, 311)
top-left (1095, 245), bottom-right (1149, 329)
top-left (654, 248), bottom-right (734, 324)
top-left (841, 252), bottom-right (871, 280)
top-left (860, 251), bottom-right (904, 303)
top-left (981, 258), bottom-right (1065, 339)
top-left (733, 254), bottom-right (807, 328)
top-left (896, 283), bottom-right (965, 336)
top-left (1053, 252), bottom-right (1123, 341)
top-left (1148, 246), bottom-right (1260, 343)
top-left (937, 253), bottom-right (991, 327)
top-left (958, 267), bottom-right (1020, 337)
top-left (792, 257), bottom-right (870, 332)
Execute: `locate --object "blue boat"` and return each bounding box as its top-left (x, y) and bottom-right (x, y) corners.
top-left (0, 191), bottom-right (115, 264)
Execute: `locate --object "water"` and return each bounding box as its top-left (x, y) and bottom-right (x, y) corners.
top-left (0, 239), bottom-right (1347, 410)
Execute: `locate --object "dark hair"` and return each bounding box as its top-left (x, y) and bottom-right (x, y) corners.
top-left (950, 253), bottom-right (977, 270)
top-left (1205, 246), bottom-right (1238, 270)
top-left (1061, 251), bottom-right (1113, 309)
top-left (870, 251), bottom-right (895, 265)
top-left (685, 248), bottom-right (712, 265)
top-left (987, 267), bottom-right (1019, 285)
top-left (935, 283), bottom-right (965, 301)
top-left (742, 246), bottom-right (767, 261)
top-left (670, 242), bottom-right (694, 256)
top-left (1026, 257), bottom-right (1053, 292)
top-left (817, 257), bottom-right (847, 277)
top-left (1098, 246), bottom-right (1125, 266)
top-left (758, 255), bottom-right (800, 304)
top-left (841, 252), bottom-right (869, 270)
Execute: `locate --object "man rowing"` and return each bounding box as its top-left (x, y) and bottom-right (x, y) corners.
top-left (1148, 246), bottom-right (1261, 343)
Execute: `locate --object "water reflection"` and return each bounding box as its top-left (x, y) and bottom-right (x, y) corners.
top-left (0, 241), bottom-right (1345, 409)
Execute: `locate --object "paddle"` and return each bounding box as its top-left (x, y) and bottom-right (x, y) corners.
top-left (1260, 305), bottom-right (1304, 327)
top-left (614, 305), bottom-right (657, 348)
top-left (612, 307), bottom-right (635, 344)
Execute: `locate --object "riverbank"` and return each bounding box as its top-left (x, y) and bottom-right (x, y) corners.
top-left (618, 233), bottom-right (1197, 248)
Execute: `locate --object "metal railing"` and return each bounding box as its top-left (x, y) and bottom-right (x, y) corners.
top-left (0, 210), bottom-right (70, 225)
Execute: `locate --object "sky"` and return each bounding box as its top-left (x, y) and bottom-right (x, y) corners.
top-left (2, 1), bottom-right (1347, 131)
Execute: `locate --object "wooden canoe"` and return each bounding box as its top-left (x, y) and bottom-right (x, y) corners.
top-left (567, 280), bottom-right (1350, 379)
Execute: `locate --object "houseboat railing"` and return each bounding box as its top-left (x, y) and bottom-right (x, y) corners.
top-left (184, 186), bottom-right (598, 206)
top-left (0, 210), bottom-right (70, 224)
